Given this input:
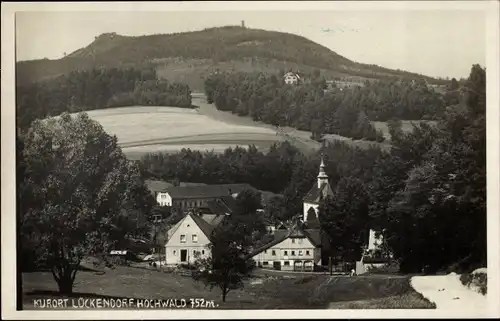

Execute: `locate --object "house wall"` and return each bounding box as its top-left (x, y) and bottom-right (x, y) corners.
top-left (165, 215), bottom-right (211, 266)
top-left (355, 261), bottom-right (387, 275)
top-left (251, 237), bottom-right (319, 271)
top-left (156, 192), bottom-right (172, 206)
top-left (172, 198), bottom-right (211, 210)
top-left (303, 202), bottom-right (319, 221)
top-left (368, 229), bottom-right (383, 250)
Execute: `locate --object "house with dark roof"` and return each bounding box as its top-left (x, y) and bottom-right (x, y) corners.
top-left (249, 223), bottom-right (323, 271)
top-left (164, 211), bottom-right (226, 266)
top-left (284, 71), bottom-right (301, 85)
top-left (155, 183), bottom-right (255, 210)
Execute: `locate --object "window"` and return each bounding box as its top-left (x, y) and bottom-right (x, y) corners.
top-left (292, 239), bottom-right (296, 244)
top-left (299, 250), bottom-right (303, 256)
top-left (284, 261), bottom-right (290, 266)
top-left (272, 250), bottom-right (276, 256)
top-left (291, 251), bottom-right (296, 256)
top-left (284, 250), bottom-right (288, 256)
top-left (306, 250), bottom-right (310, 256)
top-left (180, 234), bottom-right (186, 243)
top-left (192, 234), bottom-right (198, 243)
top-left (264, 250), bottom-right (267, 254)
top-left (161, 194), bottom-right (166, 199)
top-left (263, 261), bottom-right (269, 266)
top-left (202, 250), bottom-right (205, 255)
top-left (173, 250), bottom-right (176, 255)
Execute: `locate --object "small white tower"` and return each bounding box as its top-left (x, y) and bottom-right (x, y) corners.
top-left (317, 157), bottom-right (329, 188)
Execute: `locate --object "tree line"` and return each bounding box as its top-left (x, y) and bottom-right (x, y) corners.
top-left (16, 67), bottom-right (192, 130)
top-left (203, 71), bottom-right (449, 142)
top-left (204, 71), bottom-right (386, 142)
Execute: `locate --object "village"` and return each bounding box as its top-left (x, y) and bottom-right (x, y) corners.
top-left (129, 158), bottom-right (386, 276)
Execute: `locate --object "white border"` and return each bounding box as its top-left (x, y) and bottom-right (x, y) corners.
top-left (2, 1), bottom-right (499, 319)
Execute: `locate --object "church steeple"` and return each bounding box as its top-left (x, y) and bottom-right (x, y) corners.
top-left (317, 155), bottom-right (329, 188)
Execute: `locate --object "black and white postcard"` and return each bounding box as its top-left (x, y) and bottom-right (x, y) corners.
top-left (2, 1), bottom-right (499, 319)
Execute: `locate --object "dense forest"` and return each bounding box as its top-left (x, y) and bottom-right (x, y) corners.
top-left (17, 26), bottom-right (446, 86)
top-left (140, 64), bottom-right (486, 273)
top-left (203, 70), bottom-right (448, 141)
top-left (16, 67), bottom-right (192, 130)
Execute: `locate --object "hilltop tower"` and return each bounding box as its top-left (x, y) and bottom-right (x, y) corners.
top-left (241, 20), bottom-right (246, 28)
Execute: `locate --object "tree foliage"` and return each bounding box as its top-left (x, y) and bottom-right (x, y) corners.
top-left (368, 64), bottom-right (486, 273)
top-left (191, 218), bottom-right (255, 302)
top-left (16, 67), bottom-right (192, 130)
top-left (319, 177), bottom-right (370, 261)
top-left (18, 113), bottom-right (155, 292)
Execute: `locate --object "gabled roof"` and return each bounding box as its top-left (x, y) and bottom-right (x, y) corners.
top-left (190, 213), bottom-right (219, 239)
top-left (166, 183), bottom-right (255, 199)
top-left (283, 72), bottom-right (300, 79)
top-left (205, 196), bottom-right (237, 215)
top-left (249, 224), bottom-right (322, 257)
top-left (303, 182), bottom-right (333, 203)
top-left (200, 214), bottom-right (225, 228)
top-left (145, 179), bottom-right (174, 197)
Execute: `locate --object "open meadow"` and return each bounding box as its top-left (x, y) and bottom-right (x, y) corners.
top-left (83, 105), bottom-right (288, 160)
top-left (22, 266), bottom-right (435, 310)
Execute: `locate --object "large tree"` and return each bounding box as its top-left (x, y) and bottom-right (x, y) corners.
top-left (191, 219), bottom-right (255, 303)
top-left (319, 177), bottom-right (370, 262)
top-left (19, 112), bottom-right (155, 293)
top-left (372, 64), bottom-right (486, 273)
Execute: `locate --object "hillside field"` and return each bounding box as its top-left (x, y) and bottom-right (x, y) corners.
top-left (81, 94), bottom-right (432, 160)
top-left (83, 105), bottom-right (288, 160)
top-left (22, 265), bottom-right (435, 309)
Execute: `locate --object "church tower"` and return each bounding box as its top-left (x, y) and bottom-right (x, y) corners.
top-left (317, 157), bottom-right (329, 189)
top-left (302, 156), bottom-right (334, 222)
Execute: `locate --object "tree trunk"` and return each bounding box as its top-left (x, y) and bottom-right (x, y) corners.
top-left (222, 291), bottom-right (226, 302)
top-left (53, 266), bottom-right (77, 295)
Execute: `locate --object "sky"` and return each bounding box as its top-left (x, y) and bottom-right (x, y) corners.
top-left (15, 9), bottom-right (486, 79)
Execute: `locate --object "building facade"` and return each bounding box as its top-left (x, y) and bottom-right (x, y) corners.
top-left (250, 225), bottom-right (322, 271)
top-left (164, 212), bottom-right (224, 266)
top-left (284, 72), bottom-right (301, 85)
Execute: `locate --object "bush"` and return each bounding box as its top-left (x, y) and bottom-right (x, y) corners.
top-left (460, 269), bottom-right (487, 295)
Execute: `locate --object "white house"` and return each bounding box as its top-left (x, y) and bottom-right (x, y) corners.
top-left (302, 158), bottom-right (334, 222)
top-left (164, 212), bottom-right (226, 266)
top-left (283, 72), bottom-right (301, 85)
top-left (250, 224), bottom-right (322, 271)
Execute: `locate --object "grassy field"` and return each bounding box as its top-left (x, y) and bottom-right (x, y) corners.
top-left (22, 266), bottom-right (435, 310)
top-left (372, 120), bottom-right (438, 140)
top-left (83, 105), bottom-right (287, 160)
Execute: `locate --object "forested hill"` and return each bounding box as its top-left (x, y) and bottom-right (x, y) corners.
top-left (17, 26), bottom-right (444, 88)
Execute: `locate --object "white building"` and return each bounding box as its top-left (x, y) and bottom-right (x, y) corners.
top-left (250, 223), bottom-right (322, 271)
top-left (164, 212), bottom-right (225, 266)
top-left (283, 72), bottom-right (301, 85)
